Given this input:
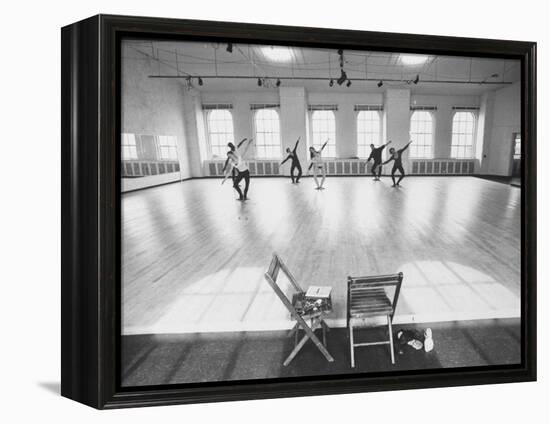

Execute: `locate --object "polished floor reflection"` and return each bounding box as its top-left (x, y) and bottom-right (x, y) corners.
top-left (122, 177), bottom-right (520, 335)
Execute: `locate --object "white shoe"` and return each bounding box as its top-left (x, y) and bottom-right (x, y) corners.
top-left (424, 328), bottom-right (434, 352)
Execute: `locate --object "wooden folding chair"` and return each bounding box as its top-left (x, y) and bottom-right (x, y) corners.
top-left (264, 253), bottom-right (334, 366)
top-left (347, 272), bottom-right (403, 367)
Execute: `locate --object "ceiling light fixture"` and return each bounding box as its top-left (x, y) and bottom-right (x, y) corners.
top-left (337, 69), bottom-right (348, 86)
top-left (262, 46), bottom-right (293, 62)
top-left (400, 54), bottom-right (429, 66)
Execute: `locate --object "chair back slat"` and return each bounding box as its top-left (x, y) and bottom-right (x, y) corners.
top-left (347, 272), bottom-right (403, 321)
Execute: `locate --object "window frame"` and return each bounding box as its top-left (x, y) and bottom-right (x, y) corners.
top-left (356, 110), bottom-right (383, 158)
top-left (121, 133), bottom-right (138, 160)
top-left (309, 109), bottom-right (337, 158)
top-left (450, 110), bottom-right (477, 159)
top-left (409, 110), bottom-right (435, 159)
top-left (206, 108), bottom-right (235, 159)
top-left (253, 108), bottom-right (282, 159)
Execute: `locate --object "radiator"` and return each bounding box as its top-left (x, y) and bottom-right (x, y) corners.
top-left (410, 159), bottom-right (475, 175)
top-left (122, 160), bottom-right (180, 177)
top-left (205, 160), bottom-right (281, 176)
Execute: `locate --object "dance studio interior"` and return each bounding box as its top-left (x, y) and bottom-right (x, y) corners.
top-left (120, 39), bottom-right (521, 386)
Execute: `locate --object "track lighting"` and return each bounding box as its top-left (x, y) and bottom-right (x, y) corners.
top-left (226, 43), bottom-right (233, 53)
top-left (276, 79), bottom-right (281, 87)
top-left (377, 80), bottom-right (383, 88)
top-left (346, 80), bottom-right (352, 87)
top-left (198, 77), bottom-right (203, 86)
top-left (413, 74), bottom-right (419, 85)
top-left (257, 78), bottom-right (262, 86)
top-left (329, 79), bottom-right (334, 87)
top-left (337, 70), bottom-right (348, 86)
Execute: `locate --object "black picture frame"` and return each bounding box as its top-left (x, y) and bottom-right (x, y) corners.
top-left (61, 14), bottom-right (537, 409)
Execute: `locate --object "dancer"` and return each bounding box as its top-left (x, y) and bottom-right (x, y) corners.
top-left (383, 140), bottom-right (413, 187)
top-left (366, 140), bottom-right (391, 181)
top-left (308, 140), bottom-right (329, 190)
top-left (222, 138), bottom-right (254, 200)
top-left (223, 138), bottom-right (248, 180)
top-left (280, 137), bottom-right (303, 183)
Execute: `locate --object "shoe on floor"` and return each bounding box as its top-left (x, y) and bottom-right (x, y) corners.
top-left (424, 328), bottom-right (434, 352)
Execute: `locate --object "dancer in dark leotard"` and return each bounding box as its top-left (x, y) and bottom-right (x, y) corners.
top-left (280, 137), bottom-right (303, 183)
top-left (383, 140), bottom-right (413, 187)
top-left (366, 140), bottom-right (391, 181)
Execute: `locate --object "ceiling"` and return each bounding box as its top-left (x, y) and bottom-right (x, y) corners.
top-left (122, 40), bottom-right (521, 96)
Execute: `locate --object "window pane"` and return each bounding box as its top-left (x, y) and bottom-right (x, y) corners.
top-left (450, 112), bottom-right (475, 158)
top-left (207, 109), bottom-right (235, 158)
top-left (254, 109), bottom-right (281, 159)
top-left (356, 111), bottom-right (381, 158)
top-left (409, 111), bottom-right (433, 158)
top-left (311, 110), bottom-right (337, 157)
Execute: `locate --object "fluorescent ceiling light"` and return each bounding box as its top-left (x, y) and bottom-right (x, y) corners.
top-left (262, 46), bottom-right (293, 62)
top-left (400, 54), bottom-right (429, 66)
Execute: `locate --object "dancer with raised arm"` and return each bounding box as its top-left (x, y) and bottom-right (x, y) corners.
top-left (280, 137), bottom-right (303, 183)
top-left (366, 140), bottom-right (391, 181)
top-left (222, 138), bottom-right (254, 201)
top-left (308, 140), bottom-right (329, 190)
top-left (383, 140), bottom-right (413, 187)
top-left (222, 138), bottom-right (248, 180)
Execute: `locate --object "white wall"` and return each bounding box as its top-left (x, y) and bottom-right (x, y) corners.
top-left (485, 82), bottom-right (521, 175)
top-left (121, 52), bottom-right (192, 187)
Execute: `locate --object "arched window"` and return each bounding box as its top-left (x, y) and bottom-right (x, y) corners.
top-left (451, 112), bottom-right (476, 159)
top-left (409, 111), bottom-right (434, 158)
top-left (254, 109), bottom-right (282, 158)
top-left (311, 110), bottom-right (336, 157)
top-left (357, 111), bottom-right (382, 158)
top-left (207, 109), bottom-right (234, 158)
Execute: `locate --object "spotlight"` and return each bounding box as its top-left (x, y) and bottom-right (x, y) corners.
top-left (226, 43), bottom-right (233, 53)
top-left (377, 80), bottom-right (383, 88)
top-left (257, 78), bottom-right (262, 86)
top-left (346, 80), bottom-right (352, 87)
top-left (198, 77), bottom-right (203, 86)
top-left (329, 79), bottom-right (334, 87)
top-left (337, 69), bottom-right (348, 85)
top-left (276, 79), bottom-right (281, 87)
top-left (413, 74), bottom-right (419, 85)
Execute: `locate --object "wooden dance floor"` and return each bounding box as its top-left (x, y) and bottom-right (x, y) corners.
top-left (122, 177), bottom-right (520, 335)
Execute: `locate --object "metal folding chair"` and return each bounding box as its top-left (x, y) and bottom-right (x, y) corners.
top-left (347, 273), bottom-right (403, 367)
top-left (264, 253), bottom-right (334, 366)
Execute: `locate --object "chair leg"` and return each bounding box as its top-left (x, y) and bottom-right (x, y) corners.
top-left (349, 324), bottom-right (355, 368)
top-left (387, 315), bottom-right (395, 364)
top-left (284, 334), bottom-right (309, 366)
top-left (322, 320), bottom-right (327, 346)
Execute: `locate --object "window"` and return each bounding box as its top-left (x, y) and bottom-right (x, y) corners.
top-left (122, 133), bottom-right (138, 160)
top-left (357, 111), bottom-right (382, 158)
top-left (311, 110), bottom-right (336, 157)
top-left (451, 112), bottom-right (476, 159)
top-left (409, 111), bottom-right (434, 158)
top-left (207, 109), bottom-right (235, 158)
top-left (513, 133), bottom-right (521, 160)
top-left (254, 109), bottom-right (282, 158)
top-left (158, 136), bottom-right (179, 161)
